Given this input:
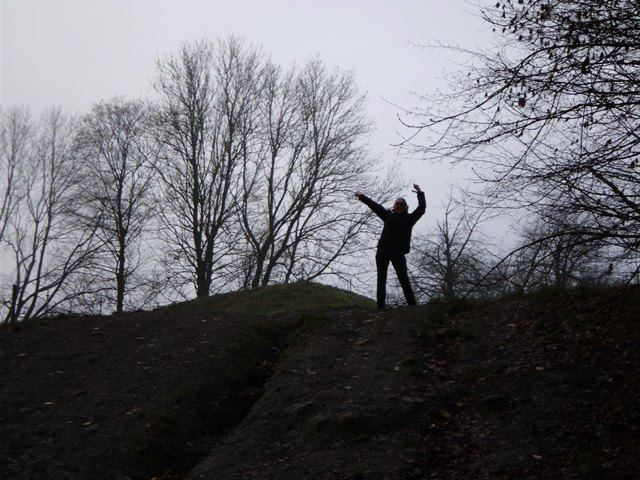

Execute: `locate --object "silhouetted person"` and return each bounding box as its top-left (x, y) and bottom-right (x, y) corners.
top-left (355, 184), bottom-right (426, 310)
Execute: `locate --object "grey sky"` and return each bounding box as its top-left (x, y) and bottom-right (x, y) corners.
top-left (1, 0), bottom-right (489, 226)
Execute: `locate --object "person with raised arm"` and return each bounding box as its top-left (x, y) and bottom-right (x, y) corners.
top-left (354, 184), bottom-right (426, 311)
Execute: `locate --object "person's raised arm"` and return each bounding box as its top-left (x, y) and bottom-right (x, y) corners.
top-left (354, 191), bottom-right (388, 219)
top-left (410, 184), bottom-right (426, 222)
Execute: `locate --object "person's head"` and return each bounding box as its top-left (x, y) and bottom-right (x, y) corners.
top-left (392, 197), bottom-right (408, 214)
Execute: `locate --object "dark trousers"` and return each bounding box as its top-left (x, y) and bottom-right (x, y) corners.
top-left (375, 249), bottom-right (416, 310)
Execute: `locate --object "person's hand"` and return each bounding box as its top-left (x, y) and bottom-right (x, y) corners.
top-left (354, 191), bottom-right (363, 199)
top-left (412, 184), bottom-right (422, 193)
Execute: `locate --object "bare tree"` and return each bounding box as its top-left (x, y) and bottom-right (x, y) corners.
top-left (152, 37), bottom-right (263, 297)
top-left (509, 210), bottom-right (610, 292)
top-left (75, 98), bottom-right (156, 313)
top-left (411, 194), bottom-right (494, 300)
top-left (236, 58), bottom-right (381, 288)
top-left (0, 108), bottom-right (31, 245)
top-left (2, 108), bottom-right (100, 323)
top-left (403, 0), bottom-right (640, 273)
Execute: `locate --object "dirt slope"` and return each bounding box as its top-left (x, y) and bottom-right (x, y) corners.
top-left (1, 284), bottom-right (639, 479)
top-left (0, 308), bottom-right (292, 480)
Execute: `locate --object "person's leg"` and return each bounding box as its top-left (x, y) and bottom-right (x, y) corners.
top-left (375, 250), bottom-right (390, 310)
top-left (390, 253), bottom-right (417, 306)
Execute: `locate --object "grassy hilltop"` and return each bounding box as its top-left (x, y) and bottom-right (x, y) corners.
top-left (1, 282), bottom-right (639, 479)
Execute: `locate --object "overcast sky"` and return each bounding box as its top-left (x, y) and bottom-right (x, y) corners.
top-left (1, 0), bottom-right (491, 230)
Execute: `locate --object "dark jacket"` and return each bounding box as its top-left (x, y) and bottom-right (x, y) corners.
top-left (359, 191), bottom-right (426, 254)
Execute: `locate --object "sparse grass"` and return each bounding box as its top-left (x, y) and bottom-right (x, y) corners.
top-left (164, 281), bottom-right (375, 318)
top-left (505, 282), bottom-right (640, 306)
